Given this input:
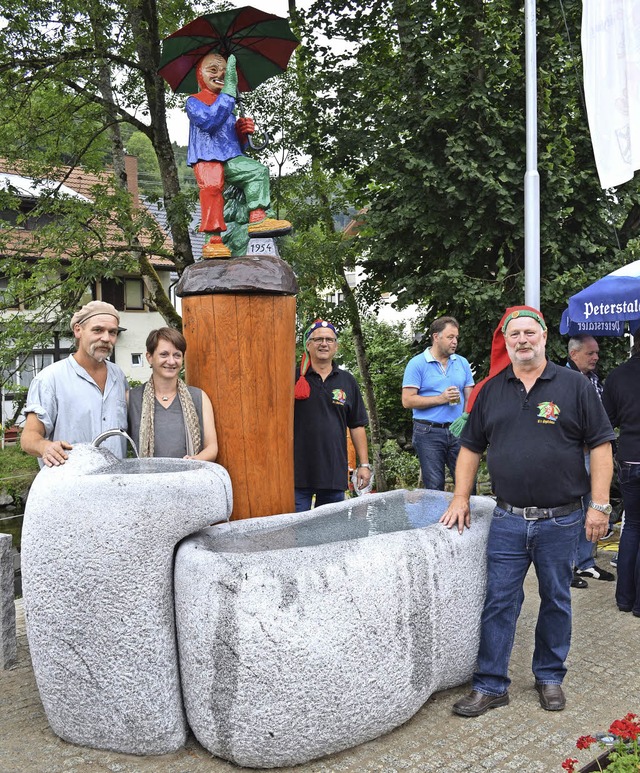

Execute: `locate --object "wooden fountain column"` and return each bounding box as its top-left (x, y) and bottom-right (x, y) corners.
top-left (176, 255), bottom-right (298, 519)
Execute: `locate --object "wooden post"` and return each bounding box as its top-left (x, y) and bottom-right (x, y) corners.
top-left (177, 256), bottom-right (298, 520)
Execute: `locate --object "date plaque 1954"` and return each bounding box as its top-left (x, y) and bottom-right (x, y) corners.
top-left (247, 238), bottom-right (279, 257)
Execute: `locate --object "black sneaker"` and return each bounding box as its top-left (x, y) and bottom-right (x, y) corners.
top-left (571, 571), bottom-right (588, 588)
top-left (576, 564), bottom-right (615, 581)
top-left (600, 527), bottom-right (615, 541)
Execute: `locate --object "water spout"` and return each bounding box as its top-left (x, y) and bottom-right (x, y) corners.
top-left (92, 429), bottom-right (139, 458)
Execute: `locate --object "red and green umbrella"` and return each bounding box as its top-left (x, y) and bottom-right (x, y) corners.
top-left (158, 5), bottom-right (299, 94)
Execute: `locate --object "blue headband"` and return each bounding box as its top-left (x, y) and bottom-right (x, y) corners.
top-left (304, 319), bottom-right (337, 341)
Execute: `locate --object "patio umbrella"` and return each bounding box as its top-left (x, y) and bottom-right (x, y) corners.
top-left (559, 259), bottom-right (640, 337)
top-left (158, 6), bottom-right (299, 95)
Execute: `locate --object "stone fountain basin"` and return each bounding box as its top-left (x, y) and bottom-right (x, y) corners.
top-left (174, 488), bottom-right (494, 769)
top-left (21, 445), bottom-right (233, 755)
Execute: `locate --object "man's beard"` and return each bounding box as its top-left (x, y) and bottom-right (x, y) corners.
top-left (89, 343), bottom-right (113, 362)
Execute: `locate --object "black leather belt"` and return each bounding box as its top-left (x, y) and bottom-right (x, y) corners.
top-left (496, 498), bottom-right (582, 520)
top-left (414, 419), bottom-right (451, 429)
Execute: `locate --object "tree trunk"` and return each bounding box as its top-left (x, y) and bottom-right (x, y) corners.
top-left (128, 0), bottom-right (195, 275)
top-left (339, 272), bottom-right (388, 491)
top-left (289, 0), bottom-right (389, 491)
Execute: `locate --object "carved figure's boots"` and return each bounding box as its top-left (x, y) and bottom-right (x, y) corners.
top-left (202, 234), bottom-right (232, 259)
top-left (247, 208), bottom-right (292, 237)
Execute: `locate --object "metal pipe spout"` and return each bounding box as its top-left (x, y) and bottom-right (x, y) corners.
top-left (91, 429), bottom-right (139, 458)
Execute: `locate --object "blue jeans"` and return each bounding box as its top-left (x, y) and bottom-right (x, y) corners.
top-left (616, 462), bottom-right (640, 613)
top-left (472, 504), bottom-right (582, 696)
top-left (412, 422), bottom-right (461, 491)
top-left (294, 488), bottom-right (345, 513)
top-left (575, 495), bottom-right (594, 571)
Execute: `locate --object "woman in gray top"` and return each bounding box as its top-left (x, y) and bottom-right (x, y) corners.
top-left (128, 328), bottom-right (218, 460)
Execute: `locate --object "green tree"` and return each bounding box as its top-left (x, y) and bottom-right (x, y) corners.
top-left (298, 0), bottom-right (640, 377)
top-left (337, 316), bottom-right (414, 446)
top-left (125, 131), bottom-right (162, 198)
top-left (0, 0), bottom-right (204, 275)
top-left (281, 2), bottom-right (393, 490)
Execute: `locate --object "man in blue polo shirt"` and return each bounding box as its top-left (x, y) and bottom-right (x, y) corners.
top-left (402, 316), bottom-right (474, 490)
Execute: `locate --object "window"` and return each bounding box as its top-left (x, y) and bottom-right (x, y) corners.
top-left (0, 200), bottom-right (55, 230)
top-left (124, 280), bottom-right (144, 310)
top-left (0, 277), bottom-right (18, 309)
top-left (15, 353), bottom-right (55, 388)
top-left (101, 277), bottom-right (145, 311)
top-left (131, 353), bottom-right (143, 367)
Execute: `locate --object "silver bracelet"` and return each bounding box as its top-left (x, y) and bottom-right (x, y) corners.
top-left (358, 463), bottom-right (372, 469)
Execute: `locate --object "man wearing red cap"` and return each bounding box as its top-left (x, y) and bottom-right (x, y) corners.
top-left (294, 320), bottom-right (371, 512)
top-left (21, 301), bottom-right (129, 466)
top-left (441, 306), bottom-right (615, 716)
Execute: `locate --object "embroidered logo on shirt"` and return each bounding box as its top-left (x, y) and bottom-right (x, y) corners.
top-left (332, 389), bottom-right (347, 405)
top-left (536, 401), bottom-right (560, 424)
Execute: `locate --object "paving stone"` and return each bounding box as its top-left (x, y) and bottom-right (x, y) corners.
top-left (2, 547), bottom-right (639, 773)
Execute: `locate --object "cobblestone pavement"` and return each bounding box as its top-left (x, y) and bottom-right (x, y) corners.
top-left (2, 546), bottom-right (637, 773)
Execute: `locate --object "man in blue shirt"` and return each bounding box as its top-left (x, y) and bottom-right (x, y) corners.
top-left (402, 316), bottom-right (474, 490)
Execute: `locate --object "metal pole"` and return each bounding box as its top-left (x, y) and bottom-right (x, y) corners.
top-left (524, 0), bottom-right (540, 309)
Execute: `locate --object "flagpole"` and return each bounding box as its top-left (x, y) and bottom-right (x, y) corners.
top-left (524, 0), bottom-right (540, 309)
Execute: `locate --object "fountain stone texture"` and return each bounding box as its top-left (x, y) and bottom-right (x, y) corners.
top-left (174, 489), bottom-right (494, 768)
top-left (20, 445), bottom-right (232, 755)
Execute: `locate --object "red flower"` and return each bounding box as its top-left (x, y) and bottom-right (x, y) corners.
top-left (609, 715), bottom-right (640, 741)
top-left (576, 735), bottom-right (597, 750)
top-left (562, 758), bottom-right (578, 773)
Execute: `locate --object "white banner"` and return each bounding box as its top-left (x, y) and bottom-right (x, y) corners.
top-left (582, 0), bottom-right (640, 189)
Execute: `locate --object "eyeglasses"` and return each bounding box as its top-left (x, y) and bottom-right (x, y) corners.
top-left (308, 337), bottom-right (337, 345)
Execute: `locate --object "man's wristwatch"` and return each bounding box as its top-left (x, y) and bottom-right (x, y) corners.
top-left (358, 463), bottom-right (372, 469)
top-left (588, 500), bottom-right (613, 516)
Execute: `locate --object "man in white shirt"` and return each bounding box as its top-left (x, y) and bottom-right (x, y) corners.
top-left (21, 301), bottom-right (128, 465)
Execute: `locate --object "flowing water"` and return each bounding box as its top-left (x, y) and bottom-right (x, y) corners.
top-left (194, 489), bottom-right (452, 554)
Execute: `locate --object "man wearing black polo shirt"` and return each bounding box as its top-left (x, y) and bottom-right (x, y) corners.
top-left (441, 306), bottom-right (614, 717)
top-left (293, 319), bottom-right (371, 512)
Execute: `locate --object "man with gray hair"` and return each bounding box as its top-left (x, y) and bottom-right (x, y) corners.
top-left (566, 334), bottom-right (615, 587)
top-left (21, 301), bottom-right (128, 466)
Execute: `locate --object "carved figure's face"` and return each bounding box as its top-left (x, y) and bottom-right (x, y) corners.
top-left (197, 53), bottom-right (227, 93)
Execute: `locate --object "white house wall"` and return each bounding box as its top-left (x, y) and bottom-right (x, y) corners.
top-left (115, 311), bottom-right (168, 384)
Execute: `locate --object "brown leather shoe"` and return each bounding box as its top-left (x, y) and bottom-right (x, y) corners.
top-left (535, 682), bottom-right (566, 711)
top-left (452, 689), bottom-right (509, 717)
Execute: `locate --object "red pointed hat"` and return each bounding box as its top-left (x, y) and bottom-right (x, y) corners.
top-left (449, 305), bottom-right (546, 437)
top-left (466, 305), bottom-right (546, 414)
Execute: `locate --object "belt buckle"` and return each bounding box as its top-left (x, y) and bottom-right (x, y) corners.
top-left (523, 506), bottom-right (542, 520)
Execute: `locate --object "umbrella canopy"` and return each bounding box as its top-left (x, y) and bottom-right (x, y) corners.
top-left (560, 259), bottom-right (640, 337)
top-left (158, 6), bottom-right (299, 94)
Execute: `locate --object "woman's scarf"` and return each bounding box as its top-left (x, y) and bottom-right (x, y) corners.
top-left (138, 377), bottom-right (202, 458)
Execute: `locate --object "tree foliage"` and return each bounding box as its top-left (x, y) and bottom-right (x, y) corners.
top-left (297, 0), bottom-right (640, 376)
top-left (0, 0), bottom-right (204, 276)
top-left (337, 316), bottom-right (414, 445)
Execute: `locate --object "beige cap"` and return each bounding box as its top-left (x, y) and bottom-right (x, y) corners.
top-left (70, 301), bottom-right (120, 330)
